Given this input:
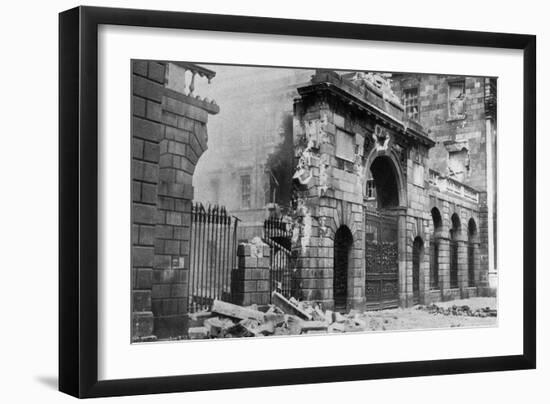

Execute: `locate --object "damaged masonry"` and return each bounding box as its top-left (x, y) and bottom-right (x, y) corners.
top-left (131, 61), bottom-right (497, 341)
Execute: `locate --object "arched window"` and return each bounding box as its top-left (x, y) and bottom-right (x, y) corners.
top-left (430, 208), bottom-right (442, 289)
top-left (468, 219), bottom-right (477, 287)
top-left (449, 214), bottom-right (461, 289)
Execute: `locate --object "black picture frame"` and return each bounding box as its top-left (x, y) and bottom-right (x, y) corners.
top-left (59, 5), bottom-right (536, 398)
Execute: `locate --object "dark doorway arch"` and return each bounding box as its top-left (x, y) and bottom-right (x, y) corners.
top-left (370, 156), bottom-right (400, 209)
top-left (430, 208), bottom-right (442, 290)
top-left (364, 155), bottom-right (401, 310)
top-left (450, 214), bottom-right (461, 289)
top-left (468, 219), bottom-right (478, 287)
top-left (333, 225), bottom-right (353, 313)
top-left (412, 237), bottom-right (424, 304)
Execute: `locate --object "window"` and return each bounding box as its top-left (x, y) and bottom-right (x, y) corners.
top-left (240, 174), bottom-right (251, 208)
top-left (366, 179), bottom-right (376, 199)
top-left (402, 88), bottom-right (419, 121)
top-left (448, 80), bottom-right (466, 119)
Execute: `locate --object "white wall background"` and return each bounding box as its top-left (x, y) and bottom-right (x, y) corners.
top-left (0, 0), bottom-right (546, 402)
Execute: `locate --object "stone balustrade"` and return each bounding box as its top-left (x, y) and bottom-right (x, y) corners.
top-left (428, 169), bottom-right (479, 203)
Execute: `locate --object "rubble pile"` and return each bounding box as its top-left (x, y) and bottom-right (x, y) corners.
top-left (417, 303), bottom-right (497, 318)
top-left (186, 292), bottom-right (374, 339)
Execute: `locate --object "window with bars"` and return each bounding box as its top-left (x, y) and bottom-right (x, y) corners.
top-left (240, 174), bottom-right (251, 208)
top-left (448, 80), bottom-right (466, 119)
top-left (366, 179), bottom-right (376, 200)
top-left (402, 88), bottom-right (419, 121)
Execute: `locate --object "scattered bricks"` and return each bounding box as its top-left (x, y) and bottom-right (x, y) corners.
top-left (264, 312), bottom-right (285, 327)
top-left (286, 315), bottom-right (303, 335)
top-left (211, 299), bottom-right (266, 322)
top-left (333, 311), bottom-right (346, 323)
top-left (271, 291), bottom-right (312, 321)
top-left (188, 327), bottom-right (209, 339)
top-left (225, 322), bottom-right (255, 338)
top-left (328, 322), bottom-right (345, 333)
top-left (204, 317), bottom-right (231, 338)
top-left (324, 309), bottom-right (333, 324)
top-left (255, 322), bottom-right (275, 336)
top-left (300, 321), bottom-right (328, 333)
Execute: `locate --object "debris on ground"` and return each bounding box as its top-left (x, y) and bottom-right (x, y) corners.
top-left (417, 303), bottom-right (497, 317)
top-left (183, 295), bottom-right (497, 340)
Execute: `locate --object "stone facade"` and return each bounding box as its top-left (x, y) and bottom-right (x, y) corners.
top-left (131, 61), bottom-right (219, 340)
top-left (287, 70), bottom-right (490, 310)
top-left (132, 62), bottom-right (495, 340)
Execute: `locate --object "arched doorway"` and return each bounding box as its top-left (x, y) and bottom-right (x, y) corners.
top-left (450, 214), bottom-right (461, 289)
top-left (364, 155), bottom-right (401, 310)
top-left (333, 226), bottom-right (353, 313)
top-left (412, 237), bottom-right (424, 304)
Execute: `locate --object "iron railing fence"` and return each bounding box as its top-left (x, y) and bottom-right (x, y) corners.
top-left (188, 202), bottom-right (239, 313)
top-left (263, 217), bottom-right (294, 301)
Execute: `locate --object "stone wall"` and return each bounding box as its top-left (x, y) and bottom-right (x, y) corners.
top-left (231, 238), bottom-right (271, 306)
top-left (131, 61), bottom-right (219, 340)
top-left (392, 75), bottom-right (488, 191)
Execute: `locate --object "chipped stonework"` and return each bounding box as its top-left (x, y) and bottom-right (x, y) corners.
top-left (372, 124), bottom-right (391, 151)
top-left (249, 236), bottom-right (266, 258)
top-left (303, 112), bottom-right (329, 149)
top-left (350, 72), bottom-right (402, 106)
top-left (318, 216), bottom-right (330, 238)
top-left (290, 198), bottom-right (313, 254)
top-left (318, 153), bottom-right (330, 196)
top-left (353, 151), bottom-right (365, 193)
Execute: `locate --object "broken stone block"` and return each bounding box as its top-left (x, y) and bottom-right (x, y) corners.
top-left (204, 317), bottom-right (234, 338)
top-left (211, 299), bottom-right (266, 322)
top-left (328, 323), bottom-right (346, 333)
top-left (255, 321), bottom-right (275, 336)
top-left (188, 326), bottom-right (209, 339)
top-left (333, 311), bottom-right (346, 323)
top-left (265, 312), bottom-right (286, 327)
top-left (271, 292), bottom-right (312, 320)
top-left (300, 321), bottom-right (328, 333)
top-left (324, 309), bottom-right (333, 324)
top-left (285, 315), bottom-right (303, 335)
top-left (226, 322), bottom-right (255, 337)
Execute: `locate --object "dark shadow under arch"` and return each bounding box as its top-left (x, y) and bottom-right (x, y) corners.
top-left (412, 236), bottom-right (424, 304)
top-left (370, 156), bottom-right (400, 209)
top-left (449, 213), bottom-right (461, 289)
top-left (333, 225), bottom-right (353, 313)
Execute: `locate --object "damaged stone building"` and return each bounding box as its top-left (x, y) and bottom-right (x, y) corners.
top-left (131, 60), bottom-right (497, 340)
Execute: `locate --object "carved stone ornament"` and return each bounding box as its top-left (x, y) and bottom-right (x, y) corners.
top-left (372, 124), bottom-right (391, 151)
